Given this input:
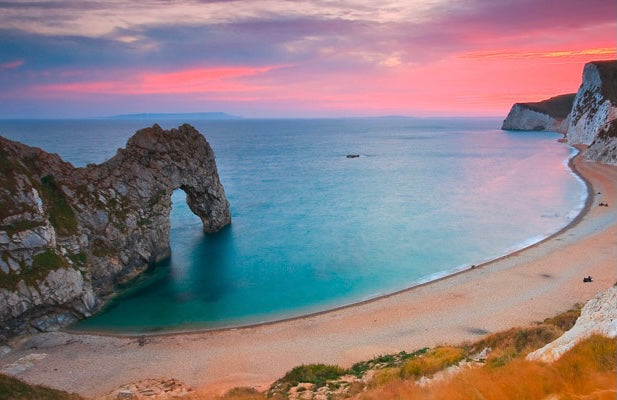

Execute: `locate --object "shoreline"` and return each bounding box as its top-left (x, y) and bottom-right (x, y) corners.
top-left (1, 150), bottom-right (615, 398)
top-left (66, 146), bottom-right (594, 339)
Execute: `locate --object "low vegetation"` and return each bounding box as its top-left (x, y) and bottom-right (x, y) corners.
top-left (399, 346), bottom-right (466, 379)
top-left (3, 305), bottom-right (615, 400)
top-left (39, 175), bottom-right (78, 236)
top-left (356, 335), bottom-right (615, 400)
top-left (594, 60), bottom-right (617, 102)
top-left (218, 305), bottom-right (600, 400)
top-left (1, 249), bottom-right (69, 291)
top-left (0, 374), bottom-right (83, 400)
top-left (348, 349), bottom-right (428, 378)
top-left (519, 93), bottom-right (576, 119)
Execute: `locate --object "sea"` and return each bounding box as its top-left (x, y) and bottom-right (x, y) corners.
top-left (0, 117), bottom-right (587, 333)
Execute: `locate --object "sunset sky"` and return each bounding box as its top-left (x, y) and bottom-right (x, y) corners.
top-left (0, 0), bottom-right (614, 118)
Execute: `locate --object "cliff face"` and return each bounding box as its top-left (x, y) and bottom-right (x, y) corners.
top-left (585, 119), bottom-right (617, 165)
top-left (503, 60), bottom-right (617, 165)
top-left (501, 94), bottom-right (575, 133)
top-left (0, 124), bottom-right (231, 339)
top-left (567, 61), bottom-right (617, 145)
top-left (527, 286), bottom-right (616, 363)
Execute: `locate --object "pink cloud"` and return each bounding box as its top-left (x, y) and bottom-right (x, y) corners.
top-left (0, 59), bottom-right (25, 70)
top-left (34, 65), bottom-right (280, 95)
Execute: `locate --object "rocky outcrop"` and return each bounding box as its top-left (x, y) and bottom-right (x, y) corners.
top-left (526, 286), bottom-right (617, 363)
top-left (501, 94), bottom-right (575, 133)
top-left (567, 61), bottom-right (617, 145)
top-left (503, 60), bottom-right (617, 165)
top-left (585, 119), bottom-right (617, 165)
top-left (0, 124), bottom-right (230, 339)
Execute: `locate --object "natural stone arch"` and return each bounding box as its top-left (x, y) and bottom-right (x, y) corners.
top-left (77, 124), bottom-right (232, 283)
top-left (0, 124), bottom-right (230, 337)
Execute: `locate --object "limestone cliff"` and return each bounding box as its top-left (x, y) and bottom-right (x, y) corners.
top-left (0, 124), bottom-right (230, 339)
top-left (567, 61), bottom-right (617, 145)
top-left (585, 119), bottom-right (617, 165)
top-left (501, 94), bottom-right (575, 133)
top-left (503, 60), bottom-right (617, 165)
top-left (526, 286), bottom-right (616, 363)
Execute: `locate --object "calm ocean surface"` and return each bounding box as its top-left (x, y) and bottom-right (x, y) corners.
top-left (0, 118), bottom-right (586, 333)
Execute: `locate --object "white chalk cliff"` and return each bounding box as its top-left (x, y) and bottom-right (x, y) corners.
top-left (526, 286), bottom-right (617, 363)
top-left (503, 60), bottom-right (617, 165)
top-left (501, 94), bottom-right (574, 133)
top-left (567, 62), bottom-right (617, 145)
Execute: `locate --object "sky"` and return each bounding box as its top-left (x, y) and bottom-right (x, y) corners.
top-left (0, 0), bottom-right (614, 118)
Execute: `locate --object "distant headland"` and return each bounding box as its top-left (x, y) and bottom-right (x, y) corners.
top-left (502, 60), bottom-right (617, 165)
top-left (107, 112), bottom-right (242, 120)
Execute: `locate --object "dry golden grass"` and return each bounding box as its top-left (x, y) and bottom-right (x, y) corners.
top-left (400, 346), bottom-right (466, 379)
top-left (468, 324), bottom-right (563, 367)
top-left (207, 387), bottom-right (266, 400)
top-left (368, 367), bottom-right (401, 388)
top-left (355, 335), bottom-right (616, 400)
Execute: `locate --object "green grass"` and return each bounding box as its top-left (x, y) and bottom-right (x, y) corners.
top-left (0, 148), bottom-right (36, 222)
top-left (39, 175), bottom-right (77, 236)
top-left (0, 250), bottom-right (69, 291)
top-left (349, 348), bottom-right (428, 378)
top-left (400, 346), bottom-right (467, 379)
top-left (519, 93), bottom-right (576, 119)
top-left (593, 60), bottom-right (617, 103)
top-left (0, 220), bottom-right (45, 236)
top-left (273, 364), bottom-right (346, 389)
top-left (0, 374), bottom-right (84, 400)
top-left (67, 251), bottom-right (87, 268)
top-left (542, 305), bottom-right (581, 331)
top-left (31, 250), bottom-right (67, 271)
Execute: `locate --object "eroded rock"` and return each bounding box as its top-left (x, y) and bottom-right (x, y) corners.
top-left (526, 286), bottom-right (617, 363)
top-left (501, 94), bottom-right (575, 133)
top-left (0, 124), bottom-right (230, 339)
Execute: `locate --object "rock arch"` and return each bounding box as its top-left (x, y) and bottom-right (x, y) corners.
top-left (0, 124), bottom-right (230, 337)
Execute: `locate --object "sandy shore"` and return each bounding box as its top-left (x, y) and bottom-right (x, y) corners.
top-left (1, 153), bottom-right (616, 398)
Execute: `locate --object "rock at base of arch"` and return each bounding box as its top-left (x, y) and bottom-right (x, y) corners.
top-left (0, 124), bottom-right (231, 339)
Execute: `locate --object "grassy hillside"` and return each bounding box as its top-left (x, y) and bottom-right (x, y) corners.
top-left (592, 60), bottom-right (617, 104)
top-left (2, 305), bottom-right (614, 400)
top-left (518, 93), bottom-right (576, 119)
top-left (216, 305), bottom-right (616, 400)
top-left (0, 374), bottom-right (84, 400)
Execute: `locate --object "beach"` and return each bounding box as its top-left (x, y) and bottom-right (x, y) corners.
top-left (1, 153), bottom-right (615, 398)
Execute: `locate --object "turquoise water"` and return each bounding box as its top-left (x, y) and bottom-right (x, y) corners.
top-left (0, 118), bottom-right (586, 333)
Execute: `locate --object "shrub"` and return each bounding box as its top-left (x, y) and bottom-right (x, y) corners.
top-left (40, 175), bottom-right (77, 236)
top-left (369, 367), bottom-right (401, 387)
top-left (0, 374), bottom-right (84, 400)
top-left (468, 324), bottom-right (562, 367)
top-left (356, 335), bottom-right (616, 400)
top-left (217, 387), bottom-right (265, 400)
top-left (274, 364), bottom-right (346, 389)
top-left (400, 346), bottom-right (466, 379)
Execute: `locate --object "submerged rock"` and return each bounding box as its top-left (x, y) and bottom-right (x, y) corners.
top-left (0, 124), bottom-right (230, 339)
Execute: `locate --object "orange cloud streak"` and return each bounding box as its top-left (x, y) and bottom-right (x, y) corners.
top-left (462, 47), bottom-right (615, 60)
